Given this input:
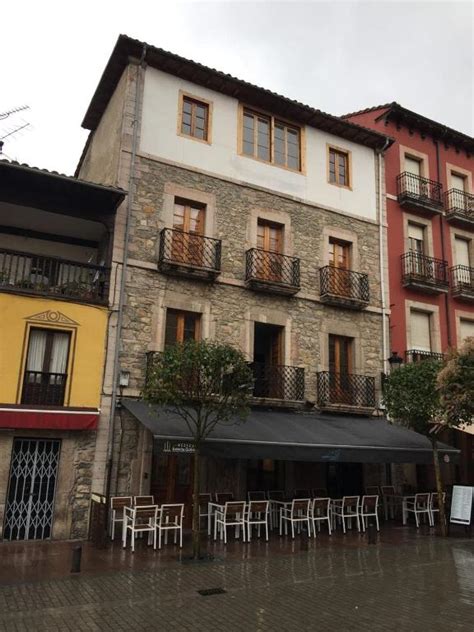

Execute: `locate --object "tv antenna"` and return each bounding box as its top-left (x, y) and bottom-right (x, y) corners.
top-left (0, 105), bottom-right (31, 155)
top-left (0, 105), bottom-right (30, 121)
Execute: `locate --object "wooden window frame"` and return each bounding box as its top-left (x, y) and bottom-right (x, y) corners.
top-left (327, 144), bottom-right (352, 190)
top-left (164, 309), bottom-right (201, 348)
top-left (17, 323), bottom-right (76, 405)
top-left (177, 91), bottom-right (213, 145)
top-left (238, 103), bottom-right (305, 174)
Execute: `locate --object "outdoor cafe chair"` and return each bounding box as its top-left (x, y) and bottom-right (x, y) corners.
top-left (197, 493), bottom-right (212, 530)
top-left (109, 496), bottom-right (132, 540)
top-left (267, 490), bottom-right (285, 529)
top-left (405, 493), bottom-right (432, 528)
top-left (215, 492), bottom-right (234, 504)
top-left (245, 500), bottom-right (270, 541)
top-left (156, 504), bottom-right (184, 549)
top-left (310, 498), bottom-right (332, 536)
top-left (267, 490), bottom-right (285, 500)
top-left (332, 496), bottom-right (361, 534)
top-left (122, 505), bottom-right (159, 552)
top-left (214, 501), bottom-right (247, 544)
top-left (365, 486), bottom-right (380, 496)
top-left (134, 495), bottom-right (154, 506)
top-left (294, 489), bottom-right (311, 499)
top-left (248, 491), bottom-right (266, 501)
top-left (312, 488), bottom-right (328, 498)
top-left (429, 491), bottom-right (446, 524)
top-left (381, 486), bottom-right (398, 520)
top-left (280, 499), bottom-right (312, 538)
top-left (360, 495), bottom-right (380, 532)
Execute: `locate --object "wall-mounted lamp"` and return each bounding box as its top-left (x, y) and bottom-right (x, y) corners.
top-left (119, 369), bottom-right (130, 388)
top-left (387, 351), bottom-right (403, 372)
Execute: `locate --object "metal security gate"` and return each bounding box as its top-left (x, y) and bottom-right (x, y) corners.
top-left (3, 439), bottom-right (61, 540)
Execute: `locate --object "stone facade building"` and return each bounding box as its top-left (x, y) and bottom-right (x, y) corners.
top-left (75, 35), bottom-right (455, 511)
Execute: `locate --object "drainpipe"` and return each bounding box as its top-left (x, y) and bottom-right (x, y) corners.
top-left (435, 139), bottom-right (451, 348)
top-left (377, 139), bottom-right (391, 376)
top-left (104, 44), bottom-right (147, 501)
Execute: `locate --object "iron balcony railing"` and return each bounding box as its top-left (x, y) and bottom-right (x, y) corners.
top-left (317, 372), bottom-right (376, 408)
top-left (21, 371), bottom-right (67, 406)
top-left (405, 350), bottom-right (445, 364)
top-left (0, 249), bottom-right (108, 303)
top-left (396, 172), bottom-right (443, 210)
top-left (401, 252), bottom-right (449, 288)
top-left (251, 362), bottom-right (305, 401)
top-left (450, 265), bottom-right (474, 296)
top-left (245, 249), bottom-right (300, 291)
top-left (158, 228), bottom-right (221, 276)
top-left (319, 266), bottom-right (369, 304)
top-left (445, 188), bottom-right (474, 222)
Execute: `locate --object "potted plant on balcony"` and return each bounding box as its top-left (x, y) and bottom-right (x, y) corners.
top-left (143, 340), bottom-right (253, 560)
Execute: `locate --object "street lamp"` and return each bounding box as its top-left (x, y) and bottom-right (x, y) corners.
top-left (387, 351), bottom-right (403, 372)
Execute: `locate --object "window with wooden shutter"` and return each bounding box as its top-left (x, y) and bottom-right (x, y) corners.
top-left (451, 173), bottom-right (467, 192)
top-left (405, 156), bottom-right (422, 176)
top-left (408, 223), bottom-right (425, 254)
top-left (410, 311), bottom-right (431, 351)
top-left (455, 237), bottom-right (471, 267)
top-left (460, 319), bottom-right (474, 341)
top-left (164, 310), bottom-right (201, 348)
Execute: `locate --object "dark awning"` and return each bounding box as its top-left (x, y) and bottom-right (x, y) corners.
top-left (122, 400), bottom-right (459, 464)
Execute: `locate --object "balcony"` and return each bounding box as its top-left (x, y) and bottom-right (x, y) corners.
top-left (245, 249), bottom-right (300, 296)
top-left (450, 265), bottom-right (474, 303)
top-left (319, 266), bottom-right (369, 309)
top-left (401, 252), bottom-right (449, 294)
top-left (396, 172), bottom-right (443, 216)
top-left (445, 189), bottom-right (474, 229)
top-left (21, 371), bottom-right (67, 406)
top-left (251, 363), bottom-right (305, 402)
top-left (316, 372), bottom-right (376, 413)
top-left (405, 349), bottom-right (445, 364)
top-left (158, 228), bottom-right (221, 280)
top-left (0, 249), bottom-right (108, 304)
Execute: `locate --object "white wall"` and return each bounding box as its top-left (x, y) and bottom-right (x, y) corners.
top-left (140, 67), bottom-right (378, 221)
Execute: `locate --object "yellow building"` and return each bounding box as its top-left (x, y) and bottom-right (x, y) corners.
top-left (0, 160), bottom-right (124, 540)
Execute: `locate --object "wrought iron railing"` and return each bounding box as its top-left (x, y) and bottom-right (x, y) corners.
top-left (405, 350), bottom-right (445, 364)
top-left (251, 362), bottom-right (305, 401)
top-left (317, 372), bottom-right (376, 408)
top-left (245, 249), bottom-right (300, 289)
top-left (450, 265), bottom-right (474, 295)
top-left (396, 172), bottom-right (443, 208)
top-left (21, 371), bottom-right (67, 406)
top-left (158, 228), bottom-right (221, 274)
top-left (0, 249), bottom-right (108, 303)
top-left (401, 252), bottom-right (448, 287)
top-left (319, 266), bottom-right (369, 303)
top-left (445, 188), bottom-right (474, 221)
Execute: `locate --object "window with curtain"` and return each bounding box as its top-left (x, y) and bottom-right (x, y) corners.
top-left (25, 329), bottom-right (71, 377)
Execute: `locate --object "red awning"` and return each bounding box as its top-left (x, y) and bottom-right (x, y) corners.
top-left (0, 407), bottom-right (99, 430)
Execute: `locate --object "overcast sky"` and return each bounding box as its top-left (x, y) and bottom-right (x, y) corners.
top-left (2, 0), bottom-right (472, 175)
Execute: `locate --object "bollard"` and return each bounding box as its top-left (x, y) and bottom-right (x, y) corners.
top-left (367, 521), bottom-right (377, 545)
top-left (71, 545), bottom-right (82, 573)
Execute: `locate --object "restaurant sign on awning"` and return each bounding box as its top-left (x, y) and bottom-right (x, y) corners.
top-left (162, 440), bottom-right (195, 454)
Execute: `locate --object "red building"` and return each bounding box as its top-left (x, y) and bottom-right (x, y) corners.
top-left (344, 103), bottom-right (474, 484)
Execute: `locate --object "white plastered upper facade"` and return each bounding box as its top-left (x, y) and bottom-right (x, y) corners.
top-left (140, 67), bottom-right (378, 222)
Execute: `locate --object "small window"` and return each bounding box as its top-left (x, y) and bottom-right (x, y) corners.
top-left (455, 237), bottom-right (471, 267)
top-left (408, 223), bottom-right (425, 254)
top-left (410, 311), bottom-right (431, 351)
top-left (164, 309), bottom-right (201, 348)
top-left (328, 238), bottom-right (351, 269)
top-left (460, 318), bottom-right (474, 342)
top-left (180, 95), bottom-right (210, 142)
top-left (451, 172), bottom-right (467, 192)
top-left (328, 147), bottom-right (350, 187)
top-left (241, 107), bottom-right (302, 171)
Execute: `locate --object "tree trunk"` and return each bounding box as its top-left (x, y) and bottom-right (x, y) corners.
top-left (432, 438), bottom-right (448, 537)
top-left (192, 443), bottom-right (201, 559)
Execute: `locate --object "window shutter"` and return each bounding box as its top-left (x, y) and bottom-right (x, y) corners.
top-left (455, 238), bottom-right (471, 267)
top-left (408, 223), bottom-right (425, 242)
top-left (451, 174), bottom-right (466, 191)
top-left (405, 157), bottom-right (421, 176)
top-left (410, 311), bottom-right (431, 351)
top-left (460, 319), bottom-right (474, 341)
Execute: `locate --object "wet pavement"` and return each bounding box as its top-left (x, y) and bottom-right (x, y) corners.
top-left (0, 528), bottom-right (473, 631)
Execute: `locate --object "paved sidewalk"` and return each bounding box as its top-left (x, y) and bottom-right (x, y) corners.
top-left (0, 536), bottom-right (473, 631)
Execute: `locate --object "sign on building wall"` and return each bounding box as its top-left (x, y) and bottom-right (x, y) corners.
top-left (450, 485), bottom-right (474, 525)
top-left (162, 440), bottom-right (195, 454)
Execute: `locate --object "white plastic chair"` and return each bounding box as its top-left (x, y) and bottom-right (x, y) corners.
top-left (122, 505), bottom-right (158, 552)
top-left (197, 493), bottom-right (212, 530)
top-left (310, 497), bottom-right (332, 536)
top-left (156, 504), bottom-right (184, 549)
top-left (214, 501), bottom-right (246, 543)
top-left (360, 495), bottom-right (380, 531)
top-left (280, 499), bottom-right (312, 538)
top-left (134, 495), bottom-right (154, 506)
top-left (245, 500), bottom-right (270, 541)
top-left (429, 491), bottom-right (446, 524)
top-left (381, 486), bottom-right (397, 520)
top-left (332, 496), bottom-right (361, 534)
top-left (109, 496), bottom-right (132, 540)
top-left (405, 493), bottom-right (432, 527)
top-left (267, 490), bottom-right (285, 529)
